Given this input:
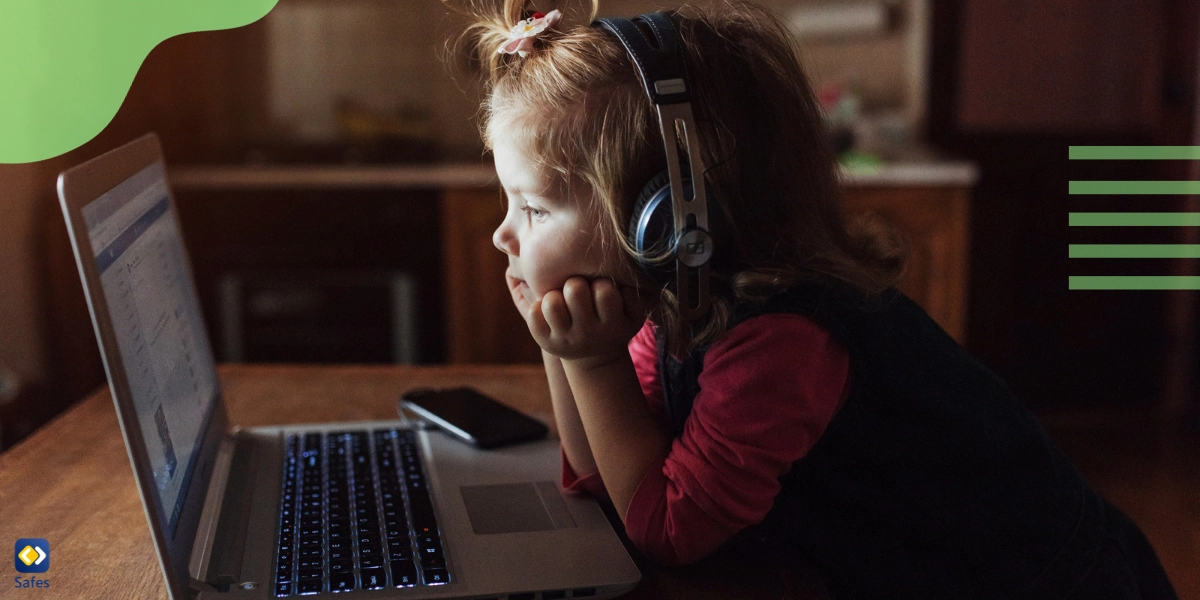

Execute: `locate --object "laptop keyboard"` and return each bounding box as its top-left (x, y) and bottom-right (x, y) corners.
top-left (273, 429), bottom-right (450, 596)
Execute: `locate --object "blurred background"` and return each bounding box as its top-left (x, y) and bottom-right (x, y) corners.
top-left (0, 0), bottom-right (1197, 592)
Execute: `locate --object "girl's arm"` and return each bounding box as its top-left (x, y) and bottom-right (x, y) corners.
top-left (561, 351), bottom-right (670, 523)
top-left (527, 276), bottom-right (670, 522)
top-left (618, 314), bottom-right (849, 566)
top-left (505, 267), bottom-right (601, 478)
top-left (543, 349), bottom-right (598, 477)
top-left (530, 276), bottom-right (850, 566)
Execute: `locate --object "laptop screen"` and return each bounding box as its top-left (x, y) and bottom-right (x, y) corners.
top-left (80, 161), bottom-right (219, 534)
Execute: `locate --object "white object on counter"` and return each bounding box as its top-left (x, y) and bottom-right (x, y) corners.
top-left (788, 1), bottom-right (893, 40)
top-left (841, 161), bottom-right (979, 187)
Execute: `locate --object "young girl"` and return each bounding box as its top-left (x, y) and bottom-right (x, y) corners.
top-left (449, 0), bottom-right (1178, 597)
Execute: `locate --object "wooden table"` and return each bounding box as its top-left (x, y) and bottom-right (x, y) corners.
top-left (0, 365), bottom-right (826, 599)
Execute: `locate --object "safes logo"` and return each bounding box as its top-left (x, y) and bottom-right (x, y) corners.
top-left (15, 538), bottom-right (50, 574)
top-left (13, 539), bottom-right (50, 590)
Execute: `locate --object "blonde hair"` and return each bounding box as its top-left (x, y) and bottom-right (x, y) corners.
top-left (446, 0), bottom-right (908, 357)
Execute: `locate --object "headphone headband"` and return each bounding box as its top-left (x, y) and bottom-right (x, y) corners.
top-left (594, 13), bottom-right (713, 319)
top-left (594, 14), bottom-right (690, 105)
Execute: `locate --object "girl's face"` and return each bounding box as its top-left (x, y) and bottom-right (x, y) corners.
top-left (491, 131), bottom-right (620, 304)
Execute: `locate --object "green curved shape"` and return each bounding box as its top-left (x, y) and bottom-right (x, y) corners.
top-left (0, 0), bottom-right (278, 164)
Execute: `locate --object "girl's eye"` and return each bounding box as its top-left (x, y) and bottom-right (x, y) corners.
top-left (521, 206), bottom-right (547, 219)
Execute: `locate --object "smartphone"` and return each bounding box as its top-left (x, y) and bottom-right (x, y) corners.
top-left (399, 387), bottom-right (549, 449)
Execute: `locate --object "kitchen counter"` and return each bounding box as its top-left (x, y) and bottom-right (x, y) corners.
top-left (169, 164), bottom-right (499, 190)
top-left (169, 160), bottom-right (978, 190)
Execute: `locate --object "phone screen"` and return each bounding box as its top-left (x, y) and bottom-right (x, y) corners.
top-left (401, 388), bottom-right (548, 449)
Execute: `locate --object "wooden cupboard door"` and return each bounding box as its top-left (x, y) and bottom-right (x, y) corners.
top-left (442, 188), bottom-right (543, 364)
top-left (842, 186), bottom-right (971, 343)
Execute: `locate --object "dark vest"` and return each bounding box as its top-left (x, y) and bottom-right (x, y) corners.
top-left (656, 276), bottom-right (1111, 599)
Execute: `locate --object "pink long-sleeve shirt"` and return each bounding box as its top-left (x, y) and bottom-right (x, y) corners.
top-left (561, 314), bottom-right (852, 566)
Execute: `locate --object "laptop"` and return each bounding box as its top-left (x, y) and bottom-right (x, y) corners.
top-left (57, 133), bottom-right (641, 600)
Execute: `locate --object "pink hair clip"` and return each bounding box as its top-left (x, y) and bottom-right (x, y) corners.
top-left (497, 9), bottom-right (562, 58)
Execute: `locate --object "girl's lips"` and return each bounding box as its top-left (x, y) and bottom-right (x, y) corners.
top-left (510, 274), bottom-right (530, 291)
top-left (513, 278), bottom-right (536, 303)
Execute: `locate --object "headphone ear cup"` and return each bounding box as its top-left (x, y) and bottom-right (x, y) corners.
top-left (628, 170), bottom-right (674, 285)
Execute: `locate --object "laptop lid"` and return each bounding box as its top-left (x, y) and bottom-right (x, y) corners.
top-left (58, 133), bottom-right (230, 600)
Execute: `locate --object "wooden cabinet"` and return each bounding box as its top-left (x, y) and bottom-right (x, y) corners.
top-left (843, 185), bottom-right (971, 342)
top-left (442, 182), bottom-right (973, 364)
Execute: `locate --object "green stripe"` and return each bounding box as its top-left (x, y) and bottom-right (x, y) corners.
top-left (1069, 146), bottom-right (1200, 160)
top-left (1070, 245), bottom-right (1200, 258)
top-left (1069, 276), bottom-right (1200, 290)
top-left (1070, 181), bottom-right (1200, 194)
top-left (1069, 212), bottom-right (1200, 226)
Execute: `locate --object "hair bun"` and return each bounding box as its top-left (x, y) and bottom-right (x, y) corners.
top-left (442, 0), bottom-right (596, 84)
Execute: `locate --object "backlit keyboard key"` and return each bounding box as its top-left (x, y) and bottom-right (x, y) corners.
top-left (423, 568), bottom-right (450, 585)
top-left (297, 569), bottom-right (322, 582)
top-left (391, 560), bottom-right (418, 587)
top-left (329, 572), bottom-right (355, 592)
top-left (420, 552), bottom-right (446, 569)
top-left (360, 567), bottom-right (386, 590)
top-left (388, 540), bottom-right (413, 559)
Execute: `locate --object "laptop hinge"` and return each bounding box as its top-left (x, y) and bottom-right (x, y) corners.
top-left (190, 429), bottom-right (238, 583)
top-left (189, 577), bottom-right (220, 598)
top-left (191, 430), bottom-right (264, 596)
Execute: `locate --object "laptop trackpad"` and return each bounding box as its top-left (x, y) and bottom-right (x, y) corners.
top-left (460, 482), bottom-right (577, 535)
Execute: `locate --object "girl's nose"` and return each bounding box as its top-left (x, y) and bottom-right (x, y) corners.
top-left (493, 217), bottom-right (517, 256)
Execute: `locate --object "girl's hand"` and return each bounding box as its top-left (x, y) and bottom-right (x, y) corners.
top-left (528, 276), bottom-right (647, 367)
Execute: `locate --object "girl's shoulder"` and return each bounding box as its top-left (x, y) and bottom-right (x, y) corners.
top-left (697, 312), bottom-right (851, 423)
top-left (706, 312), bottom-right (847, 368)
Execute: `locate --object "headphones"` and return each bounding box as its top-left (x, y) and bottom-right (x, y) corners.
top-left (595, 13), bottom-right (714, 320)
